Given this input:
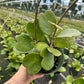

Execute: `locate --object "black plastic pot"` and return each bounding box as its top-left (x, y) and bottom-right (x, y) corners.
top-left (39, 49), bottom-right (64, 75)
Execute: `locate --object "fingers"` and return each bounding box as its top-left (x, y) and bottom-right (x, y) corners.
top-left (31, 74), bottom-right (44, 80)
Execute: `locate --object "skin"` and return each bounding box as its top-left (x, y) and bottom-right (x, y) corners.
top-left (4, 65), bottom-right (44, 84)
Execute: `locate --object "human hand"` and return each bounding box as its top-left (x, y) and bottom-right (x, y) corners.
top-left (4, 64), bottom-right (44, 84)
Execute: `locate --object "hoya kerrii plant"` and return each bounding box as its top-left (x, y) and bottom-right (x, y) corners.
top-left (14, 0), bottom-right (81, 75)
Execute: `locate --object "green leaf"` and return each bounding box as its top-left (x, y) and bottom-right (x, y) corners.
top-left (75, 66), bottom-right (81, 71)
top-left (40, 47), bottom-right (48, 58)
top-left (13, 47), bottom-right (24, 53)
top-left (0, 75), bottom-right (4, 80)
top-left (48, 21), bottom-right (63, 30)
top-left (0, 49), bottom-right (6, 55)
top-left (81, 56), bottom-right (84, 59)
top-left (72, 45), bottom-right (78, 50)
top-left (0, 67), bottom-right (1, 71)
top-left (57, 28), bottom-right (81, 38)
top-left (26, 20), bottom-right (45, 41)
top-left (45, 35), bottom-right (50, 44)
top-left (66, 75), bottom-right (73, 84)
top-left (47, 47), bottom-right (62, 56)
top-left (41, 52), bottom-right (54, 71)
top-left (28, 48), bottom-right (40, 53)
top-left (14, 47), bottom-right (39, 54)
top-left (74, 77), bottom-right (84, 84)
top-left (75, 53), bottom-right (80, 58)
top-left (39, 10), bottom-right (56, 35)
top-left (35, 42), bottom-right (49, 51)
top-left (61, 82), bottom-right (66, 84)
top-left (6, 63), bottom-right (20, 70)
top-left (58, 67), bottom-right (66, 72)
top-left (50, 73), bottom-right (54, 77)
top-left (54, 37), bottom-right (75, 48)
top-left (15, 33), bottom-right (34, 53)
top-left (69, 49), bottom-right (74, 53)
top-left (64, 54), bottom-right (69, 60)
top-left (23, 53), bottom-right (42, 75)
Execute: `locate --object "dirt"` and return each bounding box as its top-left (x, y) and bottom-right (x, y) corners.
top-left (0, 38), bottom-right (12, 84)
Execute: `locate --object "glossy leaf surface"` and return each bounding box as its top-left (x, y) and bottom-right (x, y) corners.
top-left (23, 53), bottom-right (42, 75)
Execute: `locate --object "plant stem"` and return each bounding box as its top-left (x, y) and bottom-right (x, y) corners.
top-left (34, 0), bottom-right (41, 43)
top-left (50, 0), bottom-right (78, 47)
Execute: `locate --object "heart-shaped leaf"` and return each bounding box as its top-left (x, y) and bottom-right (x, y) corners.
top-left (35, 42), bottom-right (49, 51)
top-left (47, 47), bottom-right (62, 56)
top-left (15, 33), bottom-right (34, 53)
top-left (57, 28), bottom-right (81, 38)
top-left (23, 53), bottom-right (42, 75)
top-left (41, 52), bottom-right (54, 71)
top-left (54, 37), bottom-right (75, 48)
top-left (39, 10), bottom-right (56, 35)
top-left (26, 20), bottom-right (45, 41)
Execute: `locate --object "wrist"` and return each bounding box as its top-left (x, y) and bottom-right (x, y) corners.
top-left (4, 77), bottom-right (19, 84)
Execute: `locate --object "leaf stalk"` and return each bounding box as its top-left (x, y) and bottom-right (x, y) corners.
top-left (50, 0), bottom-right (78, 47)
top-left (34, 0), bottom-right (41, 43)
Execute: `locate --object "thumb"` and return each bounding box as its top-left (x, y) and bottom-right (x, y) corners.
top-left (31, 74), bottom-right (44, 80)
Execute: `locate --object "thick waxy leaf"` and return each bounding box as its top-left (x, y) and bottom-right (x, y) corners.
top-left (54, 37), bottom-right (75, 48)
top-left (15, 33), bottom-right (34, 53)
top-left (39, 10), bottom-right (56, 35)
top-left (28, 48), bottom-right (40, 53)
top-left (74, 77), bottom-right (84, 84)
top-left (23, 53), bottom-right (42, 75)
top-left (57, 28), bottom-right (81, 38)
top-left (26, 20), bottom-right (45, 41)
top-left (13, 47), bottom-right (24, 53)
top-left (35, 42), bottom-right (49, 51)
top-left (40, 47), bottom-right (48, 58)
top-left (47, 47), bottom-right (61, 56)
top-left (41, 52), bottom-right (54, 71)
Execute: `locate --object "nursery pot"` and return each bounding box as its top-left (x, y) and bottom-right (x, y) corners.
top-left (39, 49), bottom-right (64, 75)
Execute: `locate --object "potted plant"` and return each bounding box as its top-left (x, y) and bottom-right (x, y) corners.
top-left (14, 0), bottom-right (81, 75)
